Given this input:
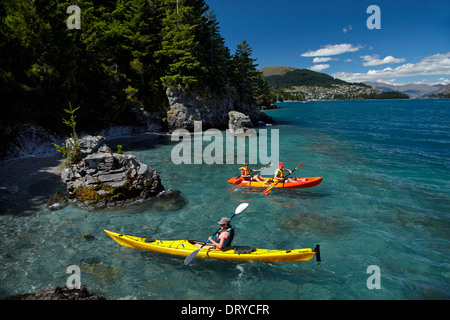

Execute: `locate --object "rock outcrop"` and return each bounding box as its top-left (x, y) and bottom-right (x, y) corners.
top-left (166, 87), bottom-right (274, 130)
top-left (61, 135), bottom-right (164, 208)
top-left (228, 111), bottom-right (254, 134)
top-left (47, 192), bottom-right (69, 211)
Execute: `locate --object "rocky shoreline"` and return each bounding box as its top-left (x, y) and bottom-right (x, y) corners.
top-left (0, 109), bottom-right (274, 213)
top-left (2, 285), bottom-right (106, 300)
top-left (0, 93), bottom-right (276, 298)
top-left (0, 132), bottom-right (172, 214)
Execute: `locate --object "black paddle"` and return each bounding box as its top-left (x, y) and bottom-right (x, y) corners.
top-left (264, 162), bottom-right (304, 195)
top-left (184, 203), bottom-right (249, 265)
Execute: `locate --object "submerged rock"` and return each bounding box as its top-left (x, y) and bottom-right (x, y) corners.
top-left (61, 135), bottom-right (164, 208)
top-left (47, 192), bottom-right (69, 211)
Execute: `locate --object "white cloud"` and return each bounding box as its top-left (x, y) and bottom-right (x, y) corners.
top-left (308, 64), bottom-right (330, 72)
top-left (313, 57), bottom-right (333, 63)
top-left (343, 25), bottom-right (352, 33)
top-left (332, 52), bottom-right (450, 82)
top-left (301, 44), bottom-right (363, 57)
top-left (435, 77), bottom-right (450, 85)
top-left (361, 54), bottom-right (406, 66)
top-left (412, 78), bottom-right (450, 85)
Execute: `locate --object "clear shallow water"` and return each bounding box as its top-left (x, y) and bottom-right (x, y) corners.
top-left (0, 99), bottom-right (449, 300)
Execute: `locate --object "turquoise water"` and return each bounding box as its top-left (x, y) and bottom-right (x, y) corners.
top-left (0, 99), bottom-right (449, 300)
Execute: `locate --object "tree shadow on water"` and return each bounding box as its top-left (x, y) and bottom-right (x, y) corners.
top-left (0, 156), bottom-right (65, 216)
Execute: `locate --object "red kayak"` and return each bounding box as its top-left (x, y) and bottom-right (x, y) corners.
top-left (228, 176), bottom-right (323, 189)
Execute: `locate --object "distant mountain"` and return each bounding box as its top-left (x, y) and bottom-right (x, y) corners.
top-left (259, 66), bottom-right (408, 101)
top-left (262, 67), bottom-right (349, 89)
top-left (363, 81), bottom-right (442, 98)
top-left (424, 84), bottom-right (450, 98)
top-left (260, 66), bottom-right (297, 77)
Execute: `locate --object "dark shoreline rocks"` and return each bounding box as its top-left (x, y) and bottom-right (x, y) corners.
top-left (2, 285), bottom-right (106, 300)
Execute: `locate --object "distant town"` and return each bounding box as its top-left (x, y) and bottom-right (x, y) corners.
top-left (285, 84), bottom-right (385, 101)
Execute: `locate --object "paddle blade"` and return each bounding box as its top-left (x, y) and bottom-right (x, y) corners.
top-left (235, 202), bottom-right (249, 214)
top-left (184, 248), bottom-right (201, 265)
top-left (263, 186), bottom-right (274, 195)
top-left (295, 163), bottom-right (304, 170)
top-left (234, 178), bottom-right (244, 185)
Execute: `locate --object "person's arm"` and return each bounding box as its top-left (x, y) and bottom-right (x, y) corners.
top-left (208, 233), bottom-right (227, 249)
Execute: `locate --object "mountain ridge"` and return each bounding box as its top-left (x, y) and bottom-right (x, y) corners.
top-left (424, 83), bottom-right (450, 98)
top-left (259, 66), bottom-right (447, 98)
top-left (259, 66), bottom-right (297, 77)
top-left (259, 66), bottom-right (409, 101)
top-left (261, 67), bottom-right (350, 89)
top-left (363, 81), bottom-right (444, 98)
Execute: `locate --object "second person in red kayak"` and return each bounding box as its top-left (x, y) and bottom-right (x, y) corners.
top-left (274, 162), bottom-right (296, 183)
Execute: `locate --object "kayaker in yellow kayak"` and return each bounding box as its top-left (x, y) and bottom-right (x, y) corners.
top-left (240, 162), bottom-right (266, 182)
top-left (274, 162), bottom-right (296, 183)
top-left (207, 217), bottom-right (235, 249)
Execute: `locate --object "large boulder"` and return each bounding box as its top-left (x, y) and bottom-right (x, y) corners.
top-left (61, 135), bottom-right (164, 208)
top-left (228, 111), bottom-right (254, 134)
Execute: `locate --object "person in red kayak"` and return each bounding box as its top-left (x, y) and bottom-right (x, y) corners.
top-left (274, 162), bottom-right (296, 183)
top-left (239, 162), bottom-right (266, 182)
top-left (208, 217), bottom-right (234, 249)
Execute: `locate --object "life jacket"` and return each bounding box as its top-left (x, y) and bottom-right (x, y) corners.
top-left (214, 228), bottom-right (234, 248)
top-left (275, 168), bottom-right (284, 179)
top-left (240, 167), bottom-right (251, 176)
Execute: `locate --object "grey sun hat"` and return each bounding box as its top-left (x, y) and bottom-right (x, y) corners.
top-left (217, 217), bottom-right (230, 225)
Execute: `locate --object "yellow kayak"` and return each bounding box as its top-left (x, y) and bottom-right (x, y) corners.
top-left (104, 230), bottom-right (320, 262)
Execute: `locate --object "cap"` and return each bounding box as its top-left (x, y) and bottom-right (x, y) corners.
top-left (218, 217), bottom-right (230, 225)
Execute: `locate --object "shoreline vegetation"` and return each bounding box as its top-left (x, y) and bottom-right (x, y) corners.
top-left (1, 0), bottom-right (417, 161)
top-left (0, 0), bottom-right (273, 159)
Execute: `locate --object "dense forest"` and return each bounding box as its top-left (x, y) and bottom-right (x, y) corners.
top-left (0, 0), bottom-right (272, 153)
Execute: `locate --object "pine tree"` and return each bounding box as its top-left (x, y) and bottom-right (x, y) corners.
top-left (231, 40), bottom-right (259, 104)
top-left (156, 0), bottom-right (207, 91)
top-left (199, 8), bottom-right (231, 93)
top-left (0, 0), bottom-right (272, 150)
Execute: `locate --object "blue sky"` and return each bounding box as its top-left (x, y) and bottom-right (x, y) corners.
top-left (207, 0), bottom-right (450, 85)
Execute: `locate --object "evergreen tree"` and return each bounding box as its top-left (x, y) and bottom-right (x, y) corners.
top-left (231, 40), bottom-right (273, 106)
top-left (200, 8), bottom-right (231, 93)
top-left (253, 72), bottom-right (273, 107)
top-left (0, 0), bottom-right (272, 155)
top-left (156, 0), bottom-right (208, 91)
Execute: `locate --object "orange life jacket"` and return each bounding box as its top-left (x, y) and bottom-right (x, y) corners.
top-left (240, 167), bottom-right (251, 176)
